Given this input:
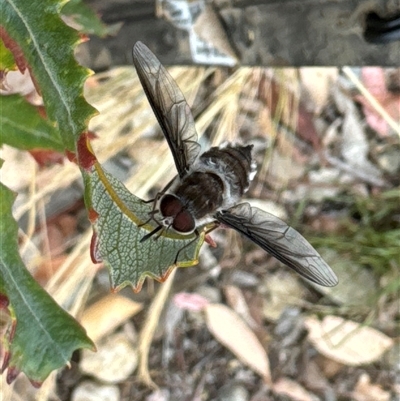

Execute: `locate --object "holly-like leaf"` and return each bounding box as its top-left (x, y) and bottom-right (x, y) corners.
top-left (0, 95), bottom-right (63, 151)
top-left (78, 134), bottom-right (206, 292)
top-left (0, 0), bottom-right (97, 151)
top-left (0, 163), bottom-right (94, 385)
top-left (0, 0), bottom-right (99, 384)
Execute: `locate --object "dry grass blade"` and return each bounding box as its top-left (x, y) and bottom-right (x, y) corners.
top-left (44, 231), bottom-right (96, 315)
top-left (13, 163), bottom-right (81, 221)
top-left (137, 268), bottom-right (177, 388)
top-left (196, 68), bottom-right (252, 144)
top-left (253, 69), bottom-right (302, 195)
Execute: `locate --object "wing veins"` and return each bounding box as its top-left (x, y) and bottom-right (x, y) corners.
top-left (133, 42), bottom-right (201, 177)
top-left (216, 203), bottom-right (338, 287)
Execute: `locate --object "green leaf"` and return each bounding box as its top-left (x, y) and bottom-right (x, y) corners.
top-left (0, 95), bottom-right (63, 151)
top-left (0, 0), bottom-right (97, 151)
top-left (61, 0), bottom-right (121, 37)
top-left (0, 168), bottom-right (94, 384)
top-left (79, 136), bottom-right (206, 292)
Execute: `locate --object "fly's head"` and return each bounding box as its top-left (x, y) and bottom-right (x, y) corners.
top-left (159, 194), bottom-right (196, 234)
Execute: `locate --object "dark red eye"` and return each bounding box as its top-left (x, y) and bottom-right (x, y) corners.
top-left (160, 194), bottom-right (183, 217)
top-left (173, 210), bottom-right (195, 233)
top-left (160, 194), bottom-right (195, 233)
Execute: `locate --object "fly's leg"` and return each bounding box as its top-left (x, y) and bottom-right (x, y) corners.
top-left (173, 229), bottom-right (200, 264)
top-left (173, 221), bottom-right (220, 264)
top-left (139, 175), bottom-right (178, 227)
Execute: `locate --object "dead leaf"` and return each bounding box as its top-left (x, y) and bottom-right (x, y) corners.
top-left (273, 377), bottom-right (314, 401)
top-left (352, 373), bottom-right (390, 401)
top-left (71, 381), bottom-right (120, 401)
top-left (173, 292), bottom-right (209, 312)
top-left (259, 74), bottom-right (321, 151)
top-left (224, 285), bottom-right (259, 330)
top-left (205, 303), bottom-right (271, 383)
top-left (305, 316), bottom-right (393, 366)
top-left (80, 332), bottom-right (138, 383)
top-left (358, 67), bottom-right (400, 137)
top-left (343, 67), bottom-right (400, 138)
top-left (81, 294), bottom-right (143, 343)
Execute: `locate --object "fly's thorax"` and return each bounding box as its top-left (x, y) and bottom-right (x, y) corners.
top-left (159, 171), bottom-right (224, 233)
top-left (175, 171), bottom-right (224, 219)
top-left (195, 143), bottom-right (257, 209)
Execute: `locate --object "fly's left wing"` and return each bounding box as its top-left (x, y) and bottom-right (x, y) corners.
top-left (215, 203), bottom-right (338, 287)
top-left (133, 41), bottom-right (201, 178)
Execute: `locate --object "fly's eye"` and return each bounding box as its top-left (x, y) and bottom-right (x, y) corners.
top-left (173, 210), bottom-right (195, 233)
top-left (160, 194), bottom-right (183, 217)
top-left (160, 195), bottom-right (195, 233)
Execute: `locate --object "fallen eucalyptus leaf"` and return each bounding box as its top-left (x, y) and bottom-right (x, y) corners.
top-left (305, 315), bottom-right (393, 366)
top-left (80, 294), bottom-right (143, 343)
top-left (205, 303), bottom-right (271, 382)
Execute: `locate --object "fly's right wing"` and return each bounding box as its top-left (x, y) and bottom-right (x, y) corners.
top-left (216, 203), bottom-right (338, 287)
top-left (133, 41), bottom-right (201, 178)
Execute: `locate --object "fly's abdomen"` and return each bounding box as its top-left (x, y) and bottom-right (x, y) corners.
top-left (198, 144), bottom-right (256, 206)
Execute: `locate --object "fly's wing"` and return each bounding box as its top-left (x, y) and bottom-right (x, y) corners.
top-left (132, 41), bottom-right (201, 178)
top-left (215, 203), bottom-right (338, 287)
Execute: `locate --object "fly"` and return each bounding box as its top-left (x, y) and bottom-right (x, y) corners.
top-left (132, 41), bottom-right (338, 287)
